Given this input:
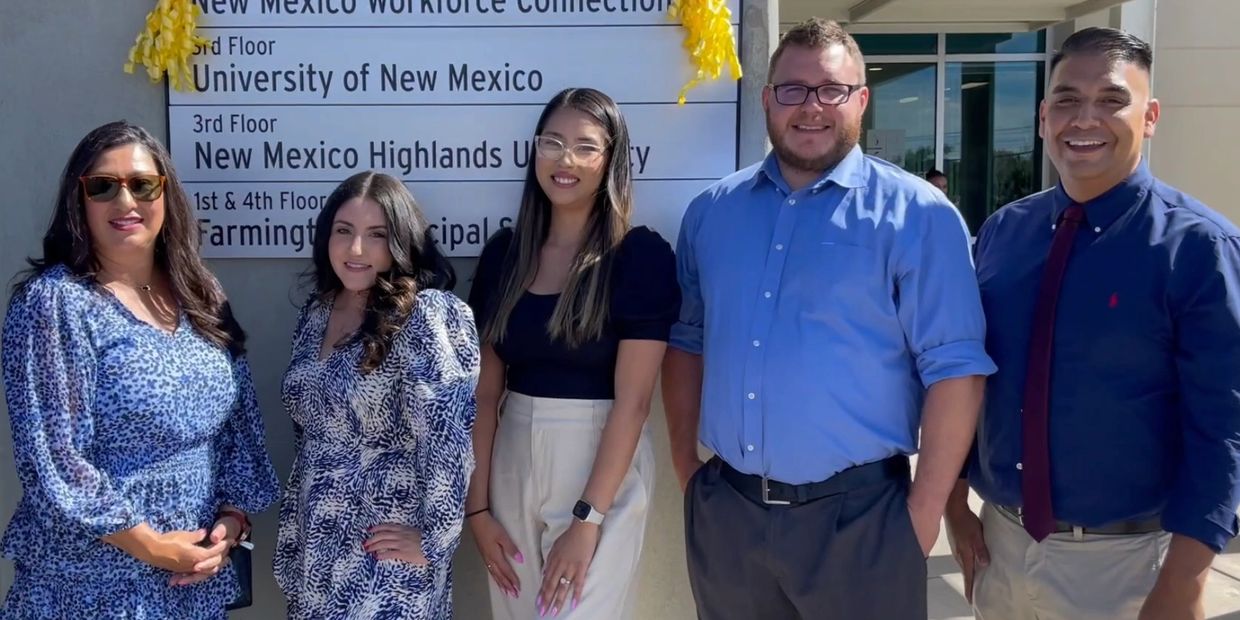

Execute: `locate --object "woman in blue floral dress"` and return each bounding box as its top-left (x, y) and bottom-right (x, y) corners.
top-left (0, 121), bottom-right (280, 619)
top-left (274, 171), bottom-right (479, 619)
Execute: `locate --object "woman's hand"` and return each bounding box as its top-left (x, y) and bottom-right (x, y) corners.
top-left (471, 512), bottom-right (524, 599)
top-left (106, 525), bottom-right (226, 575)
top-left (169, 516), bottom-right (242, 586)
top-left (538, 521), bottom-right (600, 616)
top-left (364, 523), bottom-right (429, 565)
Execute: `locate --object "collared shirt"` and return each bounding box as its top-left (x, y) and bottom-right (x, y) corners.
top-left (971, 164), bottom-right (1240, 552)
top-left (669, 145), bottom-right (996, 484)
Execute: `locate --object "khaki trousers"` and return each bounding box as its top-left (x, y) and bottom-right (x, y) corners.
top-left (973, 502), bottom-right (1171, 620)
top-left (487, 392), bottom-right (655, 620)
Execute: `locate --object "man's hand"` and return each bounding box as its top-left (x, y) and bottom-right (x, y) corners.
top-left (1138, 534), bottom-right (1212, 620)
top-left (944, 480), bottom-right (989, 603)
top-left (674, 455), bottom-right (705, 492)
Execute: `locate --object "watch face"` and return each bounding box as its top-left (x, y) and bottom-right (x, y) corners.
top-left (572, 500), bottom-right (591, 520)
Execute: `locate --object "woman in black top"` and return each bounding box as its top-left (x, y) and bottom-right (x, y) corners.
top-left (466, 88), bottom-right (679, 620)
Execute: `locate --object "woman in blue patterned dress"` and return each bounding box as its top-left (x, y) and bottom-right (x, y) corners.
top-left (0, 121), bottom-right (280, 619)
top-left (274, 171), bottom-right (480, 619)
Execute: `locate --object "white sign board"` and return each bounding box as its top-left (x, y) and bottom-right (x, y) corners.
top-left (171, 0), bottom-right (741, 257)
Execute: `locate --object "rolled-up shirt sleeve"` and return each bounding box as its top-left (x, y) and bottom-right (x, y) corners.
top-left (1163, 233), bottom-right (1240, 553)
top-left (893, 196), bottom-right (997, 387)
top-left (669, 195), bottom-right (706, 355)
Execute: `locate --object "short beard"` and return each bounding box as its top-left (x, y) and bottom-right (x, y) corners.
top-left (767, 116), bottom-right (862, 177)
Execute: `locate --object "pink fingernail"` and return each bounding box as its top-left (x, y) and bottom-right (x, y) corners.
top-left (515, 552), bottom-right (525, 564)
top-left (572, 600), bottom-right (578, 611)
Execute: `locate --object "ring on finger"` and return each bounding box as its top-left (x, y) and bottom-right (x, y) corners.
top-left (558, 576), bottom-right (572, 587)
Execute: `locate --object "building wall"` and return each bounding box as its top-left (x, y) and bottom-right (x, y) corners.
top-left (0, 2), bottom-right (708, 618)
top-left (1145, 0), bottom-right (1240, 224)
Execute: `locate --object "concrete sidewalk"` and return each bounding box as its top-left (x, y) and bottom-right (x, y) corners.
top-left (927, 490), bottom-right (1240, 620)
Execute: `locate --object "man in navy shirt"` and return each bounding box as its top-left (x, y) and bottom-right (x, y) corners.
top-left (946, 27), bottom-right (1240, 620)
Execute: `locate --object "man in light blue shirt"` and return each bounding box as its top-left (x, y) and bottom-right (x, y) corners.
top-left (663, 18), bottom-right (996, 620)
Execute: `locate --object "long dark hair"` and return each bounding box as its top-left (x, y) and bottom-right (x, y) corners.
top-left (309, 171), bottom-right (455, 372)
top-left (482, 87), bottom-right (634, 348)
top-left (16, 120), bottom-right (245, 356)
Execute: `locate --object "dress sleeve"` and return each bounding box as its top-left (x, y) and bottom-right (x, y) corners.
top-left (468, 228), bottom-right (515, 334)
top-left (611, 227), bottom-right (681, 341)
top-left (1, 278), bottom-right (141, 537)
top-left (213, 352), bottom-right (281, 514)
top-left (403, 290), bottom-right (481, 565)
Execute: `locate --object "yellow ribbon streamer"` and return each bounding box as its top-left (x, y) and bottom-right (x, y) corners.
top-left (669, 0), bottom-right (743, 105)
top-left (124, 0), bottom-right (209, 92)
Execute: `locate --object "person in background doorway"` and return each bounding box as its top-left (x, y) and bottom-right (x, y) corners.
top-left (925, 168), bottom-right (949, 195)
top-left (947, 27), bottom-right (1240, 620)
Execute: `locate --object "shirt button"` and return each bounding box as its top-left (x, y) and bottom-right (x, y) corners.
top-left (1051, 224), bottom-right (1057, 231)
top-left (788, 199), bottom-right (797, 205)
top-left (1016, 462), bottom-right (1024, 470)
top-left (775, 244), bottom-right (784, 251)
top-left (747, 392), bottom-right (756, 400)
top-left (764, 291), bottom-right (772, 298)
top-left (747, 445), bottom-right (755, 452)
top-left (752, 340), bottom-right (761, 347)
top-left (1094, 226), bottom-right (1102, 233)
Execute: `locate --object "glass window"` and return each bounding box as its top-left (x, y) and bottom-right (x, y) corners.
top-left (946, 32), bottom-right (1045, 54)
top-left (861, 63), bottom-right (936, 175)
top-left (944, 61), bottom-right (1044, 233)
top-left (853, 34), bottom-right (938, 56)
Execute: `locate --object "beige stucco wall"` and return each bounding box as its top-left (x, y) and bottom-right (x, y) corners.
top-left (1145, 0), bottom-right (1240, 225)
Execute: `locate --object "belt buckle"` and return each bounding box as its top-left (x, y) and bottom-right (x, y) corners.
top-left (761, 477), bottom-right (791, 505)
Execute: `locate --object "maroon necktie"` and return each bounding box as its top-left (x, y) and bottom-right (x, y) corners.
top-left (1020, 204), bottom-right (1085, 542)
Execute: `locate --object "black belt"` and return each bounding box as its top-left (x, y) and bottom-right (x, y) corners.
top-left (718, 455), bottom-right (910, 506)
top-left (994, 504), bottom-right (1163, 536)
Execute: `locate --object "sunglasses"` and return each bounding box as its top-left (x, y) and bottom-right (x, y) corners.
top-left (80, 174), bottom-right (166, 202)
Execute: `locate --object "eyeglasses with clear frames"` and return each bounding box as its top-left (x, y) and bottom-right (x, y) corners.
top-left (533, 135), bottom-right (608, 163)
top-left (769, 83), bottom-right (864, 107)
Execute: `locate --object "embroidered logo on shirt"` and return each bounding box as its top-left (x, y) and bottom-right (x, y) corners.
top-left (1109, 292), bottom-right (1119, 309)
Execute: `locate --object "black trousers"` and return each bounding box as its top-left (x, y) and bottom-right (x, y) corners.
top-left (684, 457), bottom-right (927, 620)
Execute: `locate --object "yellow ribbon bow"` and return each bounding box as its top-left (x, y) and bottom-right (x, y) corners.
top-left (669, 0), bottom-right (743, 105)
top-left (124, 0), bottom-right (209, 92)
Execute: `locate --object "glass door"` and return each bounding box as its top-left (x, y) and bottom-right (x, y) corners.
top-left (860, 63), bottom-right (937, 176)
top-left (944, 61), bottom-right (1044, 232)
